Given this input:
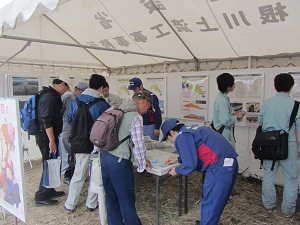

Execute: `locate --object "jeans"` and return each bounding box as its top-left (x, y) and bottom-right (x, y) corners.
top-left (101, 152), bottom-right (141, 225)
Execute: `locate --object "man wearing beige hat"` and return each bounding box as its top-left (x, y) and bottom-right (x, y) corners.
top-left (59, 82), bottom-right (89, 185)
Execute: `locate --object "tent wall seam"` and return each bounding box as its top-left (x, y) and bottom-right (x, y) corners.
top-left (43, 14), bottom-right (109, 69)
top-left (205, 0), bottom-right (240, 57)
top-left (149, 0), bottom-right (197, 62)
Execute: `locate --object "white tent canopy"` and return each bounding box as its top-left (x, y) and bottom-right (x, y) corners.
top-left (1, 0), bottom-right (300, 70)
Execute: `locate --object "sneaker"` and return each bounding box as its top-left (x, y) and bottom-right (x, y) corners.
top-left (64, 205), bottom-right (74, 213)
top-left (63, 177), bottom-right (71, 185)
top-left (264, 206), bottom-right (276, 213)
top-left (35, 199), bottom-right (59, 206)
top-left (86, 205), bottom-right (98, 212)
top-left (50, 191), bottom-right (65, 198)
top-left (283, 213), bottom-right (293, 218)
top-left (229, 189), bottom-right (240, 199)
top-left (195, 220), bottom-right (200, 225)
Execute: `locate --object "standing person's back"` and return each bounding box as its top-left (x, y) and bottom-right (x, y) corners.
top-left (100, 91), bottom-right (153, 225)
top-left (34, 78), bottom-right (69, 206)
top-left (258, 73), bottom-right (300, 218)
top-left (64, 74), bottom-right (110, 212)
top-left (59, 82), bottom-right (88, 185)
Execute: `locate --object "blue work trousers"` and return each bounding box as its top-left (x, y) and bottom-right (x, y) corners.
top-left (201, 158), bottom-right (239, 225)
top-left (100, 152), bottom-right (142, 225)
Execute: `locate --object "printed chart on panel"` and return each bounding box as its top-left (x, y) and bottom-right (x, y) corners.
top-left (0, 98), bottom-right (27, 223)
top-left (228, 74), bottom-right (264, 126)
top-left (145, 77), bottom-right (166, 118)
top-left (290, 72), bottom-right (300, 102)
top-left (181, 75), bottom-right (208, 121)
top-left (117, 78), bottom-right (131, 103)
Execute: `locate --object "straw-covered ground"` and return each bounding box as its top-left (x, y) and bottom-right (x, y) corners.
top-left (1, 159), bottom-right (300, 225)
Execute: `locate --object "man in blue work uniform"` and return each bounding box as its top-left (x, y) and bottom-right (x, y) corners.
top-left (162, 118), bottom-right (239, 225)
top-left (128, 77), bottom-right (162, 141)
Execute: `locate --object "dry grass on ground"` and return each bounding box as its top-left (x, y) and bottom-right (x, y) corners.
top-left (0, 159), bottom-right (300, 225)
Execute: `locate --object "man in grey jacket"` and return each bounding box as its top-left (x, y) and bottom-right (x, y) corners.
top-left (59, 82), bottom-right (88, 185)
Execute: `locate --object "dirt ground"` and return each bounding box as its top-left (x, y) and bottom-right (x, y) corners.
top-left (1, 159), bottom-right (300, 225)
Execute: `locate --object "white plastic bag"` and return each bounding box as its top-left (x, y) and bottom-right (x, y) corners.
top-left (89, 153), bottom-right (107, 225)
top-left (42, 156), bottom-right (61, 188)
top-left (89, 157), bottom-right (102, 193)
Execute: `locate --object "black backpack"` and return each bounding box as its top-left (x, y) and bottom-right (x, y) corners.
top-left (69, 97), bottom-right (106, 154)
top-left (252, 101), bottom-right (299, 171)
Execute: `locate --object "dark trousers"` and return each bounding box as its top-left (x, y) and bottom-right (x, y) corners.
top-left (101, 152), bottom-right (141, 225)
top-left (34, 131), bottom-right (59, 201)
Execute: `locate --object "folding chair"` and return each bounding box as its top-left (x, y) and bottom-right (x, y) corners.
top-left (21, 134), bottom-right (32, 169)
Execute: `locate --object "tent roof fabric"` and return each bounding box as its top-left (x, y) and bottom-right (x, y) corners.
top-left (1, 0), bottom-right (300, 69)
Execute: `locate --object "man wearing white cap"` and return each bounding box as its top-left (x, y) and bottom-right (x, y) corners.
top-left (59, 81), bottom-right (89, 185)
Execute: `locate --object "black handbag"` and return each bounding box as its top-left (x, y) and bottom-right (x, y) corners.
top-left (252, 101), bottom-right (299, 171)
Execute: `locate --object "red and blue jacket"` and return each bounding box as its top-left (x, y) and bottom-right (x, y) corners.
top-left (174, 125), bottom-right (238, 176)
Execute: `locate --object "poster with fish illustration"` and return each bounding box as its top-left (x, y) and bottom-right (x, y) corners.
top-left (146, 77), bottom-right (166, 118)
top-left (181, 75), bottom-right (208, 121)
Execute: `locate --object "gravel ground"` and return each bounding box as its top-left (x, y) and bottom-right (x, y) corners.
top-left (0, 159), bottom-right (299, 225)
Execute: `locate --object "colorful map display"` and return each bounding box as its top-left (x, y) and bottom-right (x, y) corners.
top-left (133, 149), bottom-right (180, 176)
top-left (181, 75), bottom-right (208, 121)
top-left (146, 77), bottom-right (166, 118)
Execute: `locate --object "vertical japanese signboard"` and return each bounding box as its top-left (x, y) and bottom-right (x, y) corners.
top-left (0, 98), bottom-right (27, 223)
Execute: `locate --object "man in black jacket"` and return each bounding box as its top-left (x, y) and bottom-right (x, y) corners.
top-left (34, 78), bottom-right (69, 206)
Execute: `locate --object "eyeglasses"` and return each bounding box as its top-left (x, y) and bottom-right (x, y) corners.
top-left (133, 92), bottom-right (151, 103)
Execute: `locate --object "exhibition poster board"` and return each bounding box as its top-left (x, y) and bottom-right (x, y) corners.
top-left (181, 75), bottom-right (208, 121)
top-left (117, 78), bottom-right (132, 103)
top-left (146, 77), bottom-right (166, 118)
top-left (0, 98), bottom-right (27, 223)
top-left (228, 73), bottom-right (264, 126)
top-left (290, 72), bottom-right (300, 101)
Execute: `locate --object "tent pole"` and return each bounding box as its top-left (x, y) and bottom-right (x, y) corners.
top-left (0, 35), bottom-right (185, 61)
top-left (248, 56), bottom-right (251, 69)
top-left (0, 41), bottom-right (31, 67)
